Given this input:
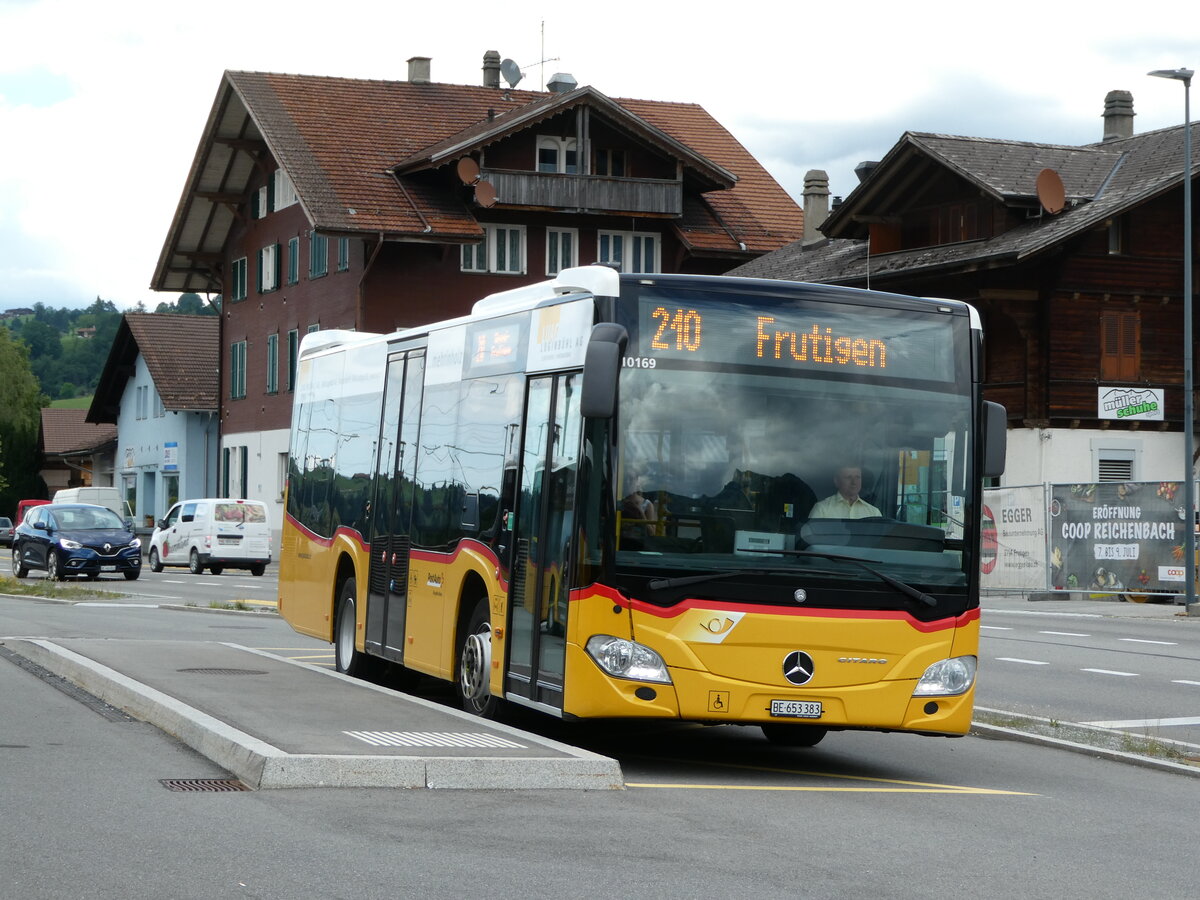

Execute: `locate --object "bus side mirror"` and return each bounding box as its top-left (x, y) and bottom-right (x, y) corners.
top-left (983, 401), bottom-right (1007, 479)
top-left (581, 323), bottom-right (628, 419)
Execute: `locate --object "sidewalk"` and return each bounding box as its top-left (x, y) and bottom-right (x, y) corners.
top-left (982, 590), bottom-right (1200, 619)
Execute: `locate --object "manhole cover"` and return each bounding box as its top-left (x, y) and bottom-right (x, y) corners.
top-left (160, 778), bottom-right (251, 792)
top-left (176, 667), bottom-right (269, 676)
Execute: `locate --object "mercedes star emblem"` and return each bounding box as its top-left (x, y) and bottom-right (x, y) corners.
top-left (782, 650), bottom-right (815, 685)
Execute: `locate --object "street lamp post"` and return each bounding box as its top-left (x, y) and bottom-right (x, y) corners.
top-left (1149, 68), bottom-right (1195, 615)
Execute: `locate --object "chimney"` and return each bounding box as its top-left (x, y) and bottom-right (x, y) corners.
top-left (482, 51), bottom-right (501, 89)
top-left (1102, 90), bottom-right (1135, 141)
top-left (547, 72), bottom-right (578, 93)
top-left (407, 56), bottom-right (431, 85)
top-left (854, 161), bottom-right (879, 183)
top-left (802, 170), bottom-right (830, 245)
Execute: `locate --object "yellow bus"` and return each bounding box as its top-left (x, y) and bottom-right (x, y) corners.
top-left (279, 267), bottom-right (1005, 746)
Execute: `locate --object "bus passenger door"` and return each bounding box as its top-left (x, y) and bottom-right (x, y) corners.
top-left (506, 372), bottom-right (582, 711)
top-left (365, 350), bottom-right (424, 663)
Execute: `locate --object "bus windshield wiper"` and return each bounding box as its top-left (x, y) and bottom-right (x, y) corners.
top-left (735, 548), bottom-right (938, 608)
top-left (647, 570), bottom-right (768, 591)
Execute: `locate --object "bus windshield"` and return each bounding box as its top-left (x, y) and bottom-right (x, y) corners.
top-left (615, 280), bottom-right (974, 592)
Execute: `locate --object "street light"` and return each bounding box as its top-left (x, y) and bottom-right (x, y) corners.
top-left (1149, 67), bottom-right (1195, 615)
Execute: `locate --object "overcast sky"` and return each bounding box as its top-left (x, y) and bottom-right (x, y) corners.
top-left (1, 0), bottom-right (1195, 311)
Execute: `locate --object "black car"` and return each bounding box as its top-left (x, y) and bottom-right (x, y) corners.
top-left (11, 503), bottom-right (141, 581)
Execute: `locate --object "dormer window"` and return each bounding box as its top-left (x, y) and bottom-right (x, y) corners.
top-left (537, 136), bottom-right (577, 174)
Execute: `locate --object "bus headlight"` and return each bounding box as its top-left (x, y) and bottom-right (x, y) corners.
top-left (586, 635), bottom-right (672, 684)
top-left (913, 656), bottom-right (977, 696)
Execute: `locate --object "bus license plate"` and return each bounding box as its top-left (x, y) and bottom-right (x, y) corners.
top-left (770, 700), bottom-right (823, 719)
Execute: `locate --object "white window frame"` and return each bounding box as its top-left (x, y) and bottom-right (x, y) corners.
top-left (598, 230), bottom-right (660, 273)
top-left (231, 257), bottom-right (248, 301)
top-left (231, 340), bottom-right (247, 400)
top-left (546, 228), bottom-right (578, 276)
top-left (460, 224), bottom-right (527, 275)
top-left (274, 169), bottom-right (298, 209)
top-left (537, 135), bottom-right (578, 174)
top-left (255, 184), bottom-right (269, 219)
top-left (259, 243), bottom-right (279, 293)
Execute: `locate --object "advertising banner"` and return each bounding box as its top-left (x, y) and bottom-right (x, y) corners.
top-left (1048, 481), bottom-right (1186, 594)
top-left (1097, 386), bottom-right (1164, 421)
top-left (981, 485), bottom-right (1048, 591)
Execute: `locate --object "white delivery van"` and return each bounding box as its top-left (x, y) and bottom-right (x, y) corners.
top-left (148, 498), bottom-right (271, 576)
top-left (52, 487), bottom-right (133, 522)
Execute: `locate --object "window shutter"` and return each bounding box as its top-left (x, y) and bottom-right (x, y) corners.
top-left (274, 243), bottom-right (282, 288)
top-left (250, 190), bottom-right (259, 219)
top-left (267, 177), bottom-right (275, 214)
top-left (1100, 313), bottom-right (1140, 381)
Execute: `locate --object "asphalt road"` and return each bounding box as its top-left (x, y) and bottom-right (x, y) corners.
top-left (3, 592), bottom-right (1200, 897)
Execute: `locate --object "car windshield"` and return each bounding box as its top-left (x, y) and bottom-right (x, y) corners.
top-left (52, 507), bottom-right (124, 530)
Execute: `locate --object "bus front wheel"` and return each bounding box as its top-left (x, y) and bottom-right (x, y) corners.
top-left (334, 578), bottom-right (363, 677)
top-left (761, 724), bottom-right (828, 747)
top-left (457, 598), bottom-right (499, 718)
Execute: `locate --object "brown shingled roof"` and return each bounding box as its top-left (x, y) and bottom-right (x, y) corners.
top-left (154, 69), bottom-right (803, 293)
top-left (40, 408), bottom-right (116, 455)
top-left (88, 314), bottom-right (218, 424)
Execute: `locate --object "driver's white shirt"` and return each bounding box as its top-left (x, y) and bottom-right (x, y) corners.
top-left (809, 494), bottom-right (881, 519)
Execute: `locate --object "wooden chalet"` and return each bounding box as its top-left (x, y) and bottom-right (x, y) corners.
top-left (734, 91), bottom-right (1200, 487)
top-left (152, 53), bottom-right (804, 507)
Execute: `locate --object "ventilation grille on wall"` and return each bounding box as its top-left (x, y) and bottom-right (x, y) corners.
top-left (1098, 458), bottom-right (1134, 482)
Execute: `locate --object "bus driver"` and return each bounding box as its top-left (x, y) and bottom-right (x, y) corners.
top-left (810, 465), bottom-right (882, 519)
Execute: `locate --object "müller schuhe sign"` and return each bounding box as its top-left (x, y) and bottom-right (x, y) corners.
top-left (1098, 386), bottom-right (1164, 421)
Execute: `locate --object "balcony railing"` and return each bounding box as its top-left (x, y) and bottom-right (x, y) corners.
top-left (481, 170), bottom-right (682, 216)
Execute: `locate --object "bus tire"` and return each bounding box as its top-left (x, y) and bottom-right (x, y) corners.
top-left (457, 597), bottom-right (499, 718)
top-left (334, 577), bottom-right (364, 677)
top-left (761, 724), bottom-right (828, 747)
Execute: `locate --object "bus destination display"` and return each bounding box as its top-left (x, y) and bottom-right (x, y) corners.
top-left (636, 292), bottom-right (957, 382)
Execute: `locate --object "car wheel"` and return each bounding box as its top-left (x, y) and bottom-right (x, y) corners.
top-left (760, 724), bottom-right (828, 747)
top-left (188, 548), bottom-right (202, 575)
top-left (46, 550), bottom-right (65, 582)
top-left (123, 570), bottom-right (140, 581)
top-left (11, 545), bottom-right (28, 579)
top-left (334, 577), bottom-right (363, 677)
top-left (85, 572), bottom-right (99, 581)
top-left (209, 565), bottom-right (223, 575)
top-left (149, 547), bottom-right (163, 573)
top-left (457, 597), bottom-right (500, 718)
top-left (250, 563), bottom-right (265, 577)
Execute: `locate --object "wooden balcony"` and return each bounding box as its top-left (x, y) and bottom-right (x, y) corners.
top-left (481, 170), bottom-right (682, 216)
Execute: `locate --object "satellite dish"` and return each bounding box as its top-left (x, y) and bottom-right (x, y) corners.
top-left (500, 58), bottom-right (523, 88)
top-left (474, 180), bottom-right (497, 208)
top-left (1036, 168), bottom-right (1066, 215)
top-left (456, 157), bottom-right (480, 185)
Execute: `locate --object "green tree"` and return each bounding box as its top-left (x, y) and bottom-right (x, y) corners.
top-left (0, 327), bottom-right (48, 517)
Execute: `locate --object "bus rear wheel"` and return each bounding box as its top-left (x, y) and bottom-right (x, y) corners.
top-left (761, 724), bottom-right (828, 747)
top-left (457, 598), bottom-right (499, 718)
top-left (334, 577), bottom-right (364, 677)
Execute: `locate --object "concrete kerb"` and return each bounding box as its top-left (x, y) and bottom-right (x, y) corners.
top-left (972, 720), bottom-right (1200, 778)
top-left (8, 639), bottom-right (624, 791)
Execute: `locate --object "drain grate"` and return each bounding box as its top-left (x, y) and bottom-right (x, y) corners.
top-left (0, 644), bottom-right (135, 723)
top-left (176, 667), bottom-right (269, 676)
top-left (160, 778), bottom-right (252, 792)
top-left (344, 730), bottom-right (526, 749)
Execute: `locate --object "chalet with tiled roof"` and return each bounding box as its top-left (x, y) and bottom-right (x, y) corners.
top-left (733, 91), bottom-right (1200, 489)
top-left (151, 53), bottom-right (803, 515)
top-left (38, 408), bottom-right (117, 495)
top-left (87, 313), bottom-right (219, 526)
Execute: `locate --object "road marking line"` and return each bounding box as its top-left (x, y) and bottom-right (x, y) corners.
top-left (625, 783), bottom-right (1033, 794)
top-left (1039, 631), bottom-right (1089, 637)
top-left (995, 657), bottom-right (1050, 665)
top-left (1173, 680), bottom-right (1200, 687)
top-left (1081, 668), bottom-right (1138, 677)
top-left (980, 625), bottom-right (1012, 631)
top-left (1118, 638), bottom-right (1177, 645)
top-left (1082, 716), bottom-right (1200, 728)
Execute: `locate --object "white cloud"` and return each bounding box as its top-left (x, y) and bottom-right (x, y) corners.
top-left (0, 0), bottom-right (1195, 309)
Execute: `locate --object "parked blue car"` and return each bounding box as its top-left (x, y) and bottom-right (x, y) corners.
top-left (11, 503), bottom-right (141, 581)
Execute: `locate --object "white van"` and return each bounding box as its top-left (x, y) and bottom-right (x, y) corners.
top-left (52, 487), bottom-right (133, 522)
top-left (148, 498), bottom-right (271, 576)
